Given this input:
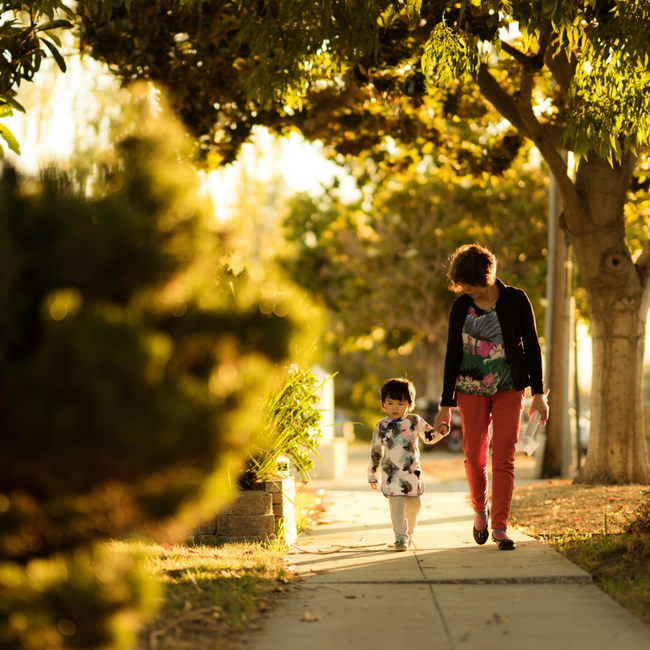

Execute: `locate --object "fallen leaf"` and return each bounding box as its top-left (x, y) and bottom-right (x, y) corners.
top-left (299, 611), bottom-right (321, 622)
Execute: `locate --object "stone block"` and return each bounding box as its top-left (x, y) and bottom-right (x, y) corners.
top-left (218, 534), bottom-right (276, 544)
top-left (217, 513), bottom-right (275, 540)
top-left (193, 519), bottom-right (217, 536)
top-left (264, 480), bottom-right (283, 493)
top-left (219, 491), bottom-right (272, 516)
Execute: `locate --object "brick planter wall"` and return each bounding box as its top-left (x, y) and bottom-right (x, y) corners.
top-left (190, 474), bottom-right (297, 544)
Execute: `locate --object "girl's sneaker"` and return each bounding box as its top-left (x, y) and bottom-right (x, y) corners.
top-left (394, 536), bottom-right (409, 551)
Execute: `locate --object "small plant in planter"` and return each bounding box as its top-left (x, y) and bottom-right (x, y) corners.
top-left (239, 364), bottom-right (328, 489)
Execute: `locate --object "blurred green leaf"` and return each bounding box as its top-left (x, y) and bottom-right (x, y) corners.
top-left (0, 123), bottom-right (20, 155)
top-left (40, 37), bottom-right (67, 72)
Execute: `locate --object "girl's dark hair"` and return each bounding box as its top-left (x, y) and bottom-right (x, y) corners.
top-left (380, 377), bottom-right (416, 408)
top-left (446, 243), bottom-right (497, 292)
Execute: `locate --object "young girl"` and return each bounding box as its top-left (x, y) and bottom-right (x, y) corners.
top-left (368, 377), bottom-right (448, 551)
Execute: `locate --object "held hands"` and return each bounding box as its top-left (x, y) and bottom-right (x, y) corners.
top-left (433, 407), bottom-right (451, 437)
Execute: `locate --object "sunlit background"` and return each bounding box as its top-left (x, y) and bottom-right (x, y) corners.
top-left (9, 42), bottom-right (650, 436)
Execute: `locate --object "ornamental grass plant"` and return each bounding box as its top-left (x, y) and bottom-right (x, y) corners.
top-left (238, 364), bottom-right (330, 489)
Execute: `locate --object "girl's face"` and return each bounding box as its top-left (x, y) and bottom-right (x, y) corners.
top-left (383, 397), bottom-right (409, 420)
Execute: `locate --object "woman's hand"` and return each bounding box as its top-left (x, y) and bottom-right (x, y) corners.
top-left (434, 407), bottom-right (451, 435)
top-left (529, 393), bottom-right (549, 425)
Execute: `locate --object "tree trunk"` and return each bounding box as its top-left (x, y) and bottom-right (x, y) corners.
top-left (542, 168), bottom-right (570, 478)
top-left (561, 154), bottom-right (650, 484)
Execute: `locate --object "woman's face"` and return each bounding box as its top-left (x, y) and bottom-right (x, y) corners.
top-left (460, 283), bottom-right (492, 301)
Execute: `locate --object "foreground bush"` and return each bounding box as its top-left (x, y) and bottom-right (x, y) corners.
top-left (0, 90), bottom-right (300, 649)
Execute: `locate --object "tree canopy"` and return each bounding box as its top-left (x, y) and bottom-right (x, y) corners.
top-left (71, 0), bottom-right (650, 483)
top-left (7, 0), bottom-right (650, 484)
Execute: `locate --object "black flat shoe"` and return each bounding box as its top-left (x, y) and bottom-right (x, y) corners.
top-left (472, 505), bottom-right (489, 545)
top-left (491, 532), bottom-right (516, 550)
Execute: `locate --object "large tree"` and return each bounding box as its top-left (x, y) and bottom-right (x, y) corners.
top-left (27, 1), bottom-right (650, 483)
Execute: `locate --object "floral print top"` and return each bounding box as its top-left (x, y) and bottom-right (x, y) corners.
top-left (455, 304), bottom-right (514, 395)
top-left (367, 414), bottom-right (443, 497)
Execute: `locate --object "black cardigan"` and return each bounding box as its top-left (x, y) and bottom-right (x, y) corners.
top-left (440, 279), bottom-right (545, 407)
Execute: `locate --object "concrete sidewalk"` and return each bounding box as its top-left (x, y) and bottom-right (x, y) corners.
top-left (241, 445), bottom-right (650, 650)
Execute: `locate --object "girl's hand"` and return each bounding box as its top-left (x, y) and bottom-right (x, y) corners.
top-left (529, 393), bottom-right (549, 425)
top-left (434, 407), bottom-right (451, 434)
top-left (370, 482), bottom-right (379, 490)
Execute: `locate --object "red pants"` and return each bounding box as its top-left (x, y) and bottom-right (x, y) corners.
top-left (457, 389), bottom-right (525, 530)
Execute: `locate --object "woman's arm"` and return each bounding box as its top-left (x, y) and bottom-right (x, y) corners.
top-left (529, 392), bottom-right (549, 424)
top-left (518, 290), bottom-right (548, 423)
top-left (518, 290), bottom-right (544, 395)
top-left (440, 299), bottom-right (467, 406)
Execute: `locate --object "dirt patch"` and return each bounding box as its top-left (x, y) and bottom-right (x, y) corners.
top-left (421, 453), bottom-right (650, 536)
top-left (509, 480), bottom-right (650, 536)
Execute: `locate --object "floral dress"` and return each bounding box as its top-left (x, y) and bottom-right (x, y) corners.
top-left (455, 304), bottom-right (514, 395)
top-left (367, 414), bottom-right (441, 496)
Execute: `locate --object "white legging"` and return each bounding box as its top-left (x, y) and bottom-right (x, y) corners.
top-left (388, 495), bottom-right (422, 539)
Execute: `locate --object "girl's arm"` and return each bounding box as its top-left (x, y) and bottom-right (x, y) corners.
top-left (416, 414), bottom-right (447, 445)
top-left (368, 421), bottom-right (384, 485)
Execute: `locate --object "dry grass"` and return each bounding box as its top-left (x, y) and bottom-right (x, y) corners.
top-left (113, 540), bottom-right (297, 650)
top-left (118, 486), bottom-right (327, 649)
top-left (509, 479), bottom-right (650, 536)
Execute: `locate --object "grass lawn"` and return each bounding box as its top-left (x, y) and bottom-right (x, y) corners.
top-left (117, 539), bottom-right (295, 650)
top-left (120, 487), bottom-right (321, 649)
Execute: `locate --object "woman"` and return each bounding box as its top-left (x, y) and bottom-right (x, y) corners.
top-left (434, 244), bottom-right (548, 551)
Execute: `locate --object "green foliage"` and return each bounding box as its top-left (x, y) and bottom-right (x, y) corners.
top-left (552, 497), bottom-right (650, 630)
top-left (0, 90), bottom-right (299, 649)
top-left (0, 0), bottom-right (133, 156)
top-left (422, 21), bottom-right (478, 89)
top-left (77, 0), bottom-right (261, 166)
top-left (240, 364), bottom-right (326, 487)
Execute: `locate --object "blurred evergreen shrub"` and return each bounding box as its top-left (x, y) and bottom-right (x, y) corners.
top-left (0, 89), bottom-right (299, 649)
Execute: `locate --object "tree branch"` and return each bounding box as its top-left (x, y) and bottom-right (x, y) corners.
top-left (540, 123), bottom-right (573, 151)
top-left (476, 64), bottom-right (530, 136)
top-left (544, 41), bottom-right (577, 95)
top-left (500, 22), bottom-right (552, 71)
top-left (477, 64), bottom-right (582, 219)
